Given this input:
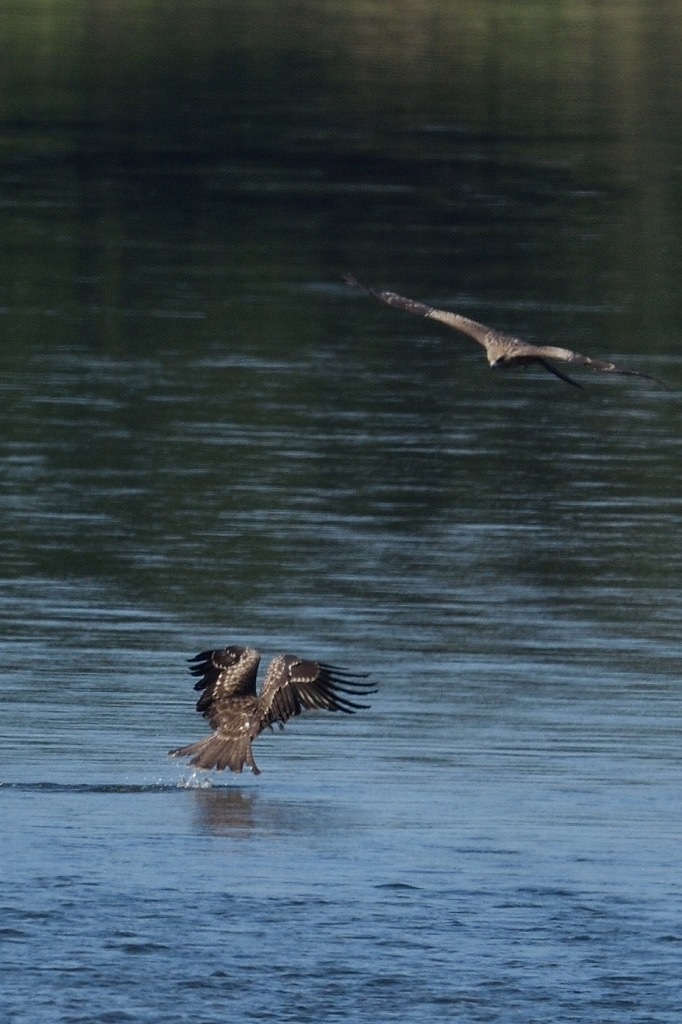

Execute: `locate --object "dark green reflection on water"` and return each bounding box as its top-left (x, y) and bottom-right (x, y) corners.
top-left (1, 0), bottom-right (680, 629)
top-left (2, 0), bottom-right (682, 320)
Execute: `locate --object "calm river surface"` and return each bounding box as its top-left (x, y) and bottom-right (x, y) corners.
top-left (2, 2), bottom-right (682, 1022)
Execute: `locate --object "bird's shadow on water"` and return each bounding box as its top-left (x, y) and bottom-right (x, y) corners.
top-left (187, 784), bottom-right (259, 836)
top-left (0, 778), bottom-right (355, 839)
top-left (186, 783), bottom-right (358, 839)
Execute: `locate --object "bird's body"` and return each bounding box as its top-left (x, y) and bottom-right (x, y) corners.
top-left (169, 645), bottom-right (375, 774)
top-left (345, 275), bottom-right (670, 389)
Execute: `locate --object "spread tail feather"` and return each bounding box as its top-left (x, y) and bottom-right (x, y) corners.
top-left (169, 733), bottom-right (261, 775)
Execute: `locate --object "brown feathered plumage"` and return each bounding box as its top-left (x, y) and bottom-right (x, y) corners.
top-left (169, 645), bottom-right (375, 775)
top-left (345, 275), bottom-right (670, 389)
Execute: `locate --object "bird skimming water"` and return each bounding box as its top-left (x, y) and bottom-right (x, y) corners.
top-left (345, 275), bottom-right (670, 389)
top-left (169, 645), bottom-right (375, 775)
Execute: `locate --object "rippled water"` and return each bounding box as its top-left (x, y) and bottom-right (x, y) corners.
top-left (2, 2), bottom-right (682, 1022)
top-left (3, 334), bottom-right (681, 1022)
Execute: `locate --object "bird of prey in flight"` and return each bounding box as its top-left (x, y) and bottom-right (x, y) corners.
top-left (169, 645), bottom-right (375, 775)
top-left (345, 275), bottom-right (670, 389)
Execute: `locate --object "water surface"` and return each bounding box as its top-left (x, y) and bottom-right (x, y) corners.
top-left (1, 2), bottom-right (681, 1022)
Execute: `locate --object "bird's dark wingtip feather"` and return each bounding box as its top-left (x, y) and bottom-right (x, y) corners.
top-left (339, 701), bottom-right (372, 713)
top-left (537, 358), bottom-right (583, 389)
top-left (625, 369), bottom-right (673, 390)
top-left (320, 663), bottom-right (377, 691)
top-left (188, 650), bottom-right (214, 663)
top-left (320, 662), bottom-right (371, 676)
top-left (343, 274), bottom-right (378, 299)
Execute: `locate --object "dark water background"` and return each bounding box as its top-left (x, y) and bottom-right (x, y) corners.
top-left (2, 2), bottom-right (682, 1021)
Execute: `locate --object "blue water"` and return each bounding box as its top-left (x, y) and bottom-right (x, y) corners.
top-left (3, 2), bottom-right (682, 1019)
top-left (2, 480), bottom-right (682, 1024)
top-left (2, 281), bottom-right (681, 1023)
top-left (3, 756), bottom-right (682, 1024)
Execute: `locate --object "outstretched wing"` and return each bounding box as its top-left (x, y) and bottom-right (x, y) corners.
top-left (528, 344), bottom-right (672, 388)
top-left (258, 654), bottom-right (376, 729)
top-left (344, 274), bottom-right (492, 349)
top-left (346, 274), bottom-right (670, 388)
top-left (188, 645), bottom-right (260, 729)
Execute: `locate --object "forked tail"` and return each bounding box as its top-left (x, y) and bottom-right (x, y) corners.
top-left (169, 733), bottom-right (261, 775)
